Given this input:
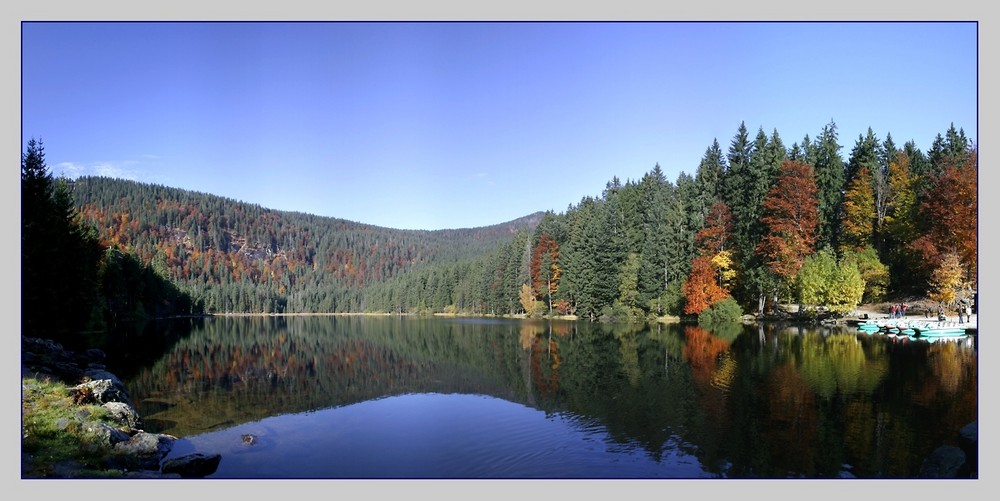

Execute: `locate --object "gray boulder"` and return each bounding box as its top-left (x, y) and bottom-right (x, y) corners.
top-left (103, 401), bottom-right (144, 430)
top-left (111, 431), bottom-right (176, 470)
top-left (83, 421), bottom-right (132, 448)
top-left (74, 378), bottom-right (131, 406)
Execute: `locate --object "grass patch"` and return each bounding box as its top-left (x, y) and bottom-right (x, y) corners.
top-left (21, 377), bottom-right (125, 478)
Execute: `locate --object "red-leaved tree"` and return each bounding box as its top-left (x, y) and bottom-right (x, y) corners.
top-left (756, 160), bottom-right (820, 282)
top-left (695, 200), bottom-right (734, 255)
top-left (530, 234), bottom-right (561, 313)
top-left (910, 150), bottom-right (977, 282)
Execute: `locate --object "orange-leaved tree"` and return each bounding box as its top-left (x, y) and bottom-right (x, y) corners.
top-left (756, 160), bottom-right (819, 291)
top-left (682, 256), bottom-right (730, 315)
top-left (530, 233), bottom-right (561, 314)
top-left (683, 199), bottom-right (736, 315)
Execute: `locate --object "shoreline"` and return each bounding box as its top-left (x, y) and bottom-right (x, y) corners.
top-left (161, 304), bottom-right (976, 331)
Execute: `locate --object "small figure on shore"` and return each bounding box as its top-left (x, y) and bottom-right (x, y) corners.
top-left (890, 304), bottom-right (897, 318)
top-left (901, 303), bottom-right (908, 318)
top-left (958, 307), bottom-right (965, 324)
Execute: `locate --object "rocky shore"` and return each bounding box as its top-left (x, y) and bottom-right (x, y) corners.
top-left (21, 336), bottom-right (221, 479)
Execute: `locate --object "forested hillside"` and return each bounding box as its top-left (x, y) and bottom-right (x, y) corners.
top-left (71, 176), bottom-right (543, 313)
top-left (63, 120), bottom-right (977, 321)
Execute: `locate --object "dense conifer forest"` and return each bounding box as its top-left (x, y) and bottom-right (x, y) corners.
top-left (24, 119), bottom-right (978, 335)
top-left (21, 139), bottom-right (195, 348)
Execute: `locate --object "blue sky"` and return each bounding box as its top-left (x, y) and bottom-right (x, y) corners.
top-left (21, 21), bottom-right (977, 230)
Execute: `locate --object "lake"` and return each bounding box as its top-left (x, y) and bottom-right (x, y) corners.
top-left (105, 315), bottom-right (978, 479)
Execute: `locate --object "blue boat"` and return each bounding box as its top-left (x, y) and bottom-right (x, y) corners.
top-left (911, 321), bottom-right (969, 337)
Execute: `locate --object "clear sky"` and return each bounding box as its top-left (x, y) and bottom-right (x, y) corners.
top-left (21, 21), bottom-right (977, 230)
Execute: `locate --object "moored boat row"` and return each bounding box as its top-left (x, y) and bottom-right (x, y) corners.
top-left (857, 318), bottom-right (972, 339)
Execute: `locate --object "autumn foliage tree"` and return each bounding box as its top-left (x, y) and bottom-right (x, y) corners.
top-left (910, 150), bottom-right (977, 283)
top-left (883, 153), bottom-right (921, 289)
top-left (519, 283), bottom-right (543, 318)
top-left (927, 251), bottom-right (965, 307)
top-left (683, 199), bottom-right (736, 315)
top-left (756, 160), bottom-right (819, 292)
top-left (683, 256), bottom-right (730, 315)
top-left (839, 164), bottom-right (876, 251)
top-left (530, 233), bottom-right (561, 314)
top-left (696, 200), bottom-right (734, 255)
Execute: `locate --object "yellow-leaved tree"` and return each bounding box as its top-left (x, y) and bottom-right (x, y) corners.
top-left (928, 252), bottom-right (964, 307)
top-left (519, 283), bottom-right (543, 318)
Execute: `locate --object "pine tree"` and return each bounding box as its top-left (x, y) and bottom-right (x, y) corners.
top-left (22, 139), bottom-right (103, 343)
top-left (694, 139), bottom-right (726, 218)
top-left (812, 121), bottom-right (846, 250)
top-left (637, 166), bottom-right (672, 307)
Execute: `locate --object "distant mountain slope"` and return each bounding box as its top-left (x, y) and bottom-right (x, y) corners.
top-left (70, 176), bottom-right (541, 313)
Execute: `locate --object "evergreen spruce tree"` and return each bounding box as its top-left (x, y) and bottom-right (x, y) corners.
top-left (22, 138), bottom-right (103, 344)
top-left (637, 166), bottom-right (671, 308)
top-left (694, 139), bottom-right (726, 217)
top-left (903, 140), bottom-right (932, 200)
top-left (812, 120), bottom-right (846, 251)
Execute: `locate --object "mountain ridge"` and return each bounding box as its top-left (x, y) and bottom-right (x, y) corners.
top-left (69, 176), bottom-right (544, 313)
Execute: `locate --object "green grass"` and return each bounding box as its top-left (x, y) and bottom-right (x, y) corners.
top-left (21, 377), bottom-right (126, 478)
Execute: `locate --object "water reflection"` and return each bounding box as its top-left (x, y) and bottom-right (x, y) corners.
top-left (165, 393), bottom-right (714, 479)
top-left (113, 317), bottom-right (977, 479)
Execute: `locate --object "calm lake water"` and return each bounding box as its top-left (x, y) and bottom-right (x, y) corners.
top-left (105, 316), bottom-right (977, 479)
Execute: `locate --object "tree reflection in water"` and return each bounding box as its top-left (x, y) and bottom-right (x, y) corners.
top-left (115, 316), bottom-right (976, 478)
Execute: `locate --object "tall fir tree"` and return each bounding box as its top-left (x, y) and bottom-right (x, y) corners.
top-left (694, 139), bottom-right (726, 219)
top-left (22, 138), bottom-right (104, 345)
top-left (812, 120), bottom-right (846, 251)
top-left (637, 166), bottom-right (672, 307)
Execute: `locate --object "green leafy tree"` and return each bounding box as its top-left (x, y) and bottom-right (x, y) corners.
top-left (841, 246), bottom-right (889, 303)
top-left (697, 297), bottom-right (743, 325)
top-left (797, 247), bottom-right (864, 315)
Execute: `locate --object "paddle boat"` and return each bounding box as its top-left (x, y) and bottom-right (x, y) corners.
top-left (857, 318), bottom-right (920, 336)
top-left (857, 320), bottom-right (882, 334)
top-left (911, 321), bottom-right (969, 337)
